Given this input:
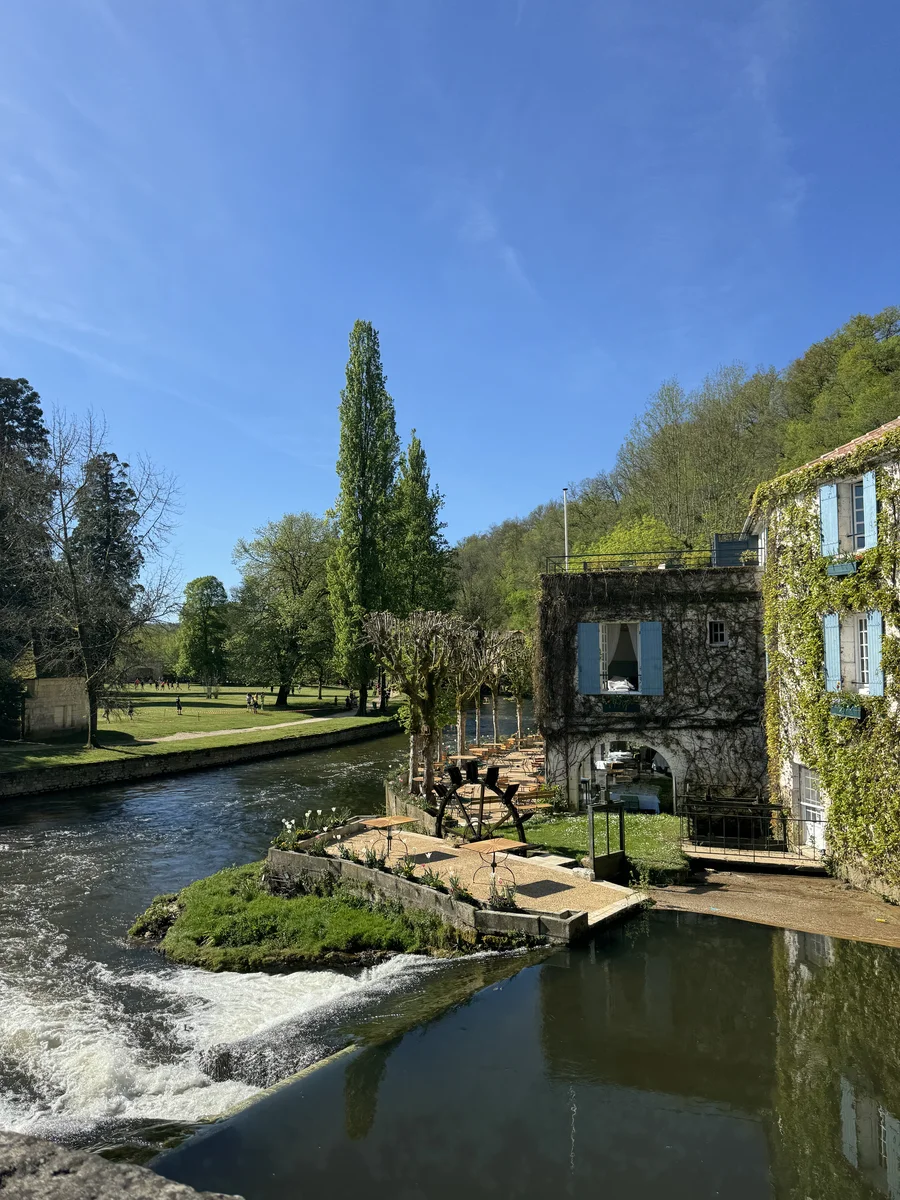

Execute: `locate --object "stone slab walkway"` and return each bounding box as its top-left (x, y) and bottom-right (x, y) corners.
top-left (332, 828), bottom-right (637, 924)
top-left (651, 869), bottom-right (900, 948)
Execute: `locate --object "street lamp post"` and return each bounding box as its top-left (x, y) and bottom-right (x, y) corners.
top-left (562, 487), bottom-right (569, 571)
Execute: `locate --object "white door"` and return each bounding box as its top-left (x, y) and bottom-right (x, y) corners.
top-left (799, 766), bottom-right (826, 852)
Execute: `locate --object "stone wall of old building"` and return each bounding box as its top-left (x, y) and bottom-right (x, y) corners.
top-left (536, 566), bottom-right (767, 806)
top-left (21, 677), bottom-right (89, 738)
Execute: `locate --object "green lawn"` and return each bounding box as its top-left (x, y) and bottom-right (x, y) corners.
top-left (0, 684), bottom-right (397, 772)
top-left (503, 811), bottom-right (689, 884)
top-left (130, 862), bottom-right (467, 970)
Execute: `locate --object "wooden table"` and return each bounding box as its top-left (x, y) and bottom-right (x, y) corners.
top-left (359, 816), bottom-right (417, 830)
top-left (461, 837), bottom-right (530, 856)
top-left (460, 837), bottom-right (530, 891)
top-left (358, 815), bottom-right (417, 859)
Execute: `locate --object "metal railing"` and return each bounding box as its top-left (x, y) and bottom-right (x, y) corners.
top-left (680, 800), bottom-right (825, 864)
top-left (545, 547), bottom-right (759, 573)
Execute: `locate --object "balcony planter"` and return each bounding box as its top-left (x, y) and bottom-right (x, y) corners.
top-left (826, 560), bottom-right (858, 577)
top-left (830, 701), bottom-right (862, 720)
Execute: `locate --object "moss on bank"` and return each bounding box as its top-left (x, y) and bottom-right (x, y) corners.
top-left (129, 862), bottom-right (476, 971)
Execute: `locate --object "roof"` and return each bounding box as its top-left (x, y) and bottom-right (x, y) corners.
top-left (789, 414), bottom-right (900, 471)
top-left (746, 413), bottom-right (900, 527)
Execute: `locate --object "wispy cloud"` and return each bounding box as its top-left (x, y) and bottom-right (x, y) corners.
top-left (454, 190), bottom-right (538, 297)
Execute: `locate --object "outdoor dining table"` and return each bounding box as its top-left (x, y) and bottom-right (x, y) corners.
top-left (358, 815), bottom-right (417, 859)
top-left (460, 837), bottom-right (530, 892)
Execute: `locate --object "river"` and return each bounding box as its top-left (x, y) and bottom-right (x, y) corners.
top-left (0, 703), bottom-right (531, 1145)
top-left (4, 708), bottom-right (900, 1199)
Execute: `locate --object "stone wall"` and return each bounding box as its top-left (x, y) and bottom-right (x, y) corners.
top-left (0, 1130), bottom-right (240, 1199)
top-left (266, 845), bottom-right (589, 943)
top-left (384, 781), bottom-right (438, 835)
top-left (537, 566), bottom-right (767, 806)
top-left (0, 719), bottom-right (400, 801)
top-left (21, 677), bottom-right (89, 738)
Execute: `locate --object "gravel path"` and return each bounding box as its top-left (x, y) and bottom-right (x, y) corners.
top-left (651, 868), bottom-right (900, 947)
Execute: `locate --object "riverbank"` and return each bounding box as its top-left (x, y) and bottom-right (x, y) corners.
top-left (651, 867), bottom-right (900, 947)
top-left (0, 714), bottom-right (400, 799)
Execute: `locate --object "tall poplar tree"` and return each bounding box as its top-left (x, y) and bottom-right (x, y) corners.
top-left (328, 321), bottom-right (399, 715)
top-left (392, 430), bottom-right (452, 616)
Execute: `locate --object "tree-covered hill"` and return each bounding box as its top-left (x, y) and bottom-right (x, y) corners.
top-left (456, 306), bottom-right (900, 629)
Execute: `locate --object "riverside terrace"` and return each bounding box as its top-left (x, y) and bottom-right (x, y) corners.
top-left (536, 539), bottom-right (768, 808)
top-left (267, 818), bottom-right (644, 943)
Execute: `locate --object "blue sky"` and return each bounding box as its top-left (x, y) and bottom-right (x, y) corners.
top-left (1, 0), bottom-right (898, 589)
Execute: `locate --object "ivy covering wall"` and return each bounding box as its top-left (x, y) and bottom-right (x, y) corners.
top-left (758, 431), bottom-right (900, 889)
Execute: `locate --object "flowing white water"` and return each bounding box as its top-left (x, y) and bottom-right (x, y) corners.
top-left (0, 945), bottom-right (431, 1138)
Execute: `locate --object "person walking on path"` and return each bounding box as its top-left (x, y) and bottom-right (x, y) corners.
top-left (175, 696), bottom-right (183, 716)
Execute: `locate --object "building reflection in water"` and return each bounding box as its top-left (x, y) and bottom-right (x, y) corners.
top-left (776, 928), bottom-right (900, 1200)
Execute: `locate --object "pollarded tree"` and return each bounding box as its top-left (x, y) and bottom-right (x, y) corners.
top-left (392, 430), bottom-right (453, 615)
top-left (328, 321), bottom-right (399, 716)
top-left (445, 620), bottom-right (480, 761)
top-left (364, 611), bottom-right (460, 800)
top-left (504, 630), bottom-right (534, 743)
top-left (479, 629), bottom-right (515, 745)
top-left (176, 576), bottom-right (229, 694)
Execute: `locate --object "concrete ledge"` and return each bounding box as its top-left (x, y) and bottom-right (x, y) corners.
top-left (0, 719), bottom-right (400, 801)
top-left (266, 840), bottom-right (589, 944)
top-left (0, 1130), bottom-right (241, 1199)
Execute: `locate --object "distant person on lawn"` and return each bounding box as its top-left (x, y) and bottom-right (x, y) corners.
top-left (175, 696), bottom-right (183, 716)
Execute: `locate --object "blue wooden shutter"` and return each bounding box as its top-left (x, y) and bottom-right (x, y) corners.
top-left (863, 470), bottom-right (878, 548)
top-left (819, 483), bottom-right (839, 556)
top-left (639, 621), bottom-right (664, 695)
top-left (577, 622), bottom-right (601, 694)
top-left (868, 609), bottom-right (884, 696)
top-left (823, 612), bottom-right (840, 692)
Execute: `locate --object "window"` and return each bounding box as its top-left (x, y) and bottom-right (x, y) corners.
top-left (819, 472), bottom-right (877, 556)
top-left (853, 481), bottom-right (867, 550)
top-left (858, 616), bottom-right (869, 688)
top-left (576, 620), bottom-right (663, 695)
top-left (823, 610), bottom-right (884, 696)
top-left (708, 620), bottom-right (728, 646)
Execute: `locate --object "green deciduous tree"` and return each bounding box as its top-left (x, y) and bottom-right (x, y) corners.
top-left (231, 513), bottom-right (334, 705)
top-left (176, 576), bottom-right (229, 693)
top-left (392, 430), bottom-right (453, 615)
top-left (43, 416), bottom-right (177, 745)
top-left (328, 321), bottom-right (399, 715)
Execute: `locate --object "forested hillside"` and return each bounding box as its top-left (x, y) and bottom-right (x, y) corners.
top-left (456, 307), bottom-right (900, 629)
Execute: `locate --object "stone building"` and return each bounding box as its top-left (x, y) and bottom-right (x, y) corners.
top-left (536, 555), bottom-right (767, 808)
top-left (746, 416), bottom-right (900, 895)
top-left (13, 648), bottom-right (89, 739)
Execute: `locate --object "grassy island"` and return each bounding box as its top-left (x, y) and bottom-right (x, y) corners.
top-left (129, 861), bottom-right (475, 971)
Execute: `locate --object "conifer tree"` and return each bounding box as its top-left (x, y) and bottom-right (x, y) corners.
top-left (392, 430), bottom-right (452, 616)
top-left (328, 321), bottom-right (399, 715)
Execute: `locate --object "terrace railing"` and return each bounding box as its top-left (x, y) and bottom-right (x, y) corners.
top-left (545, 546), bottom-right (759, 573)
top-left (679, 798), bottom-right (825, 865)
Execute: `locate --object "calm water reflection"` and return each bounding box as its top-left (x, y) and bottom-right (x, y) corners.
top-left (155, 911), bottom-right (900, 1200)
